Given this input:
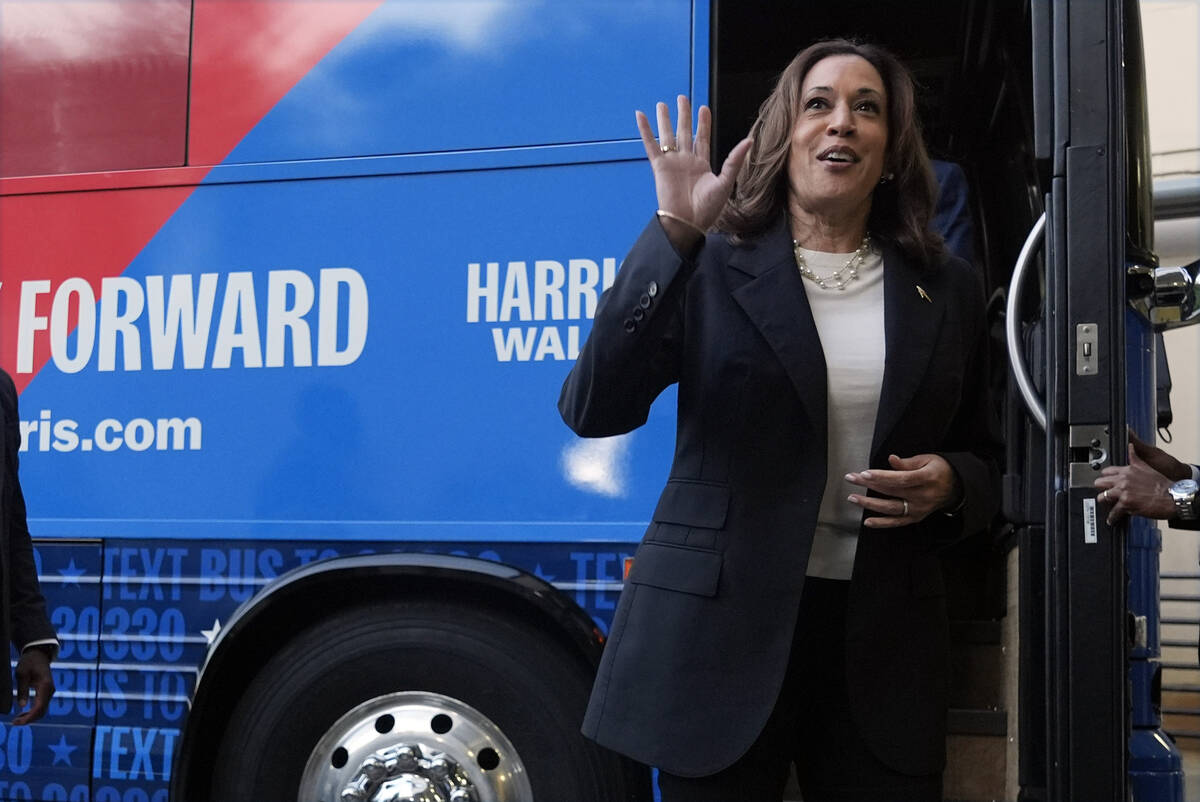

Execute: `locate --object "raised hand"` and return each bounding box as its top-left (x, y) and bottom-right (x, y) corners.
top-left (636, 95), bottom-right (753, 250)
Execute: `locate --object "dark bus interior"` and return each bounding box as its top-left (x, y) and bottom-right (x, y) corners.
top-left (712, 0), bottom-right (1044, 296)
top-left (710, 2), bottom-right (1059, 797)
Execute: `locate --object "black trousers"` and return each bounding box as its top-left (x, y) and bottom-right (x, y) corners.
top-left (657, 577), bottom-right (943, 802)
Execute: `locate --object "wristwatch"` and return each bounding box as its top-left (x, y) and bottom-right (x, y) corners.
top-left (1169, 479), bottom-right (1199, 521)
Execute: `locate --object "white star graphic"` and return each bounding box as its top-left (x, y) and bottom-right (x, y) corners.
top-left (201, 619), bottom-right (222, 645)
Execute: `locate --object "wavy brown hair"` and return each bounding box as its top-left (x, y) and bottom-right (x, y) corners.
top-left (716, 39), bottom-right (942, 265)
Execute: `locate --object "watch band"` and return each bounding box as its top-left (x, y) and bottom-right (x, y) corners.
top-left (1171, 480), bottom-right (1200, 521)
top-left (1177, 496), bottom-right (1198, 521)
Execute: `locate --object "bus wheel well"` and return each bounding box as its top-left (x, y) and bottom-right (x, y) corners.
top-left (173, 561), bottom-right (609, 802)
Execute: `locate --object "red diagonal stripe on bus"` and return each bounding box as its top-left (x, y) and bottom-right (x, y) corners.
top-left (0, 187), bottom-right (194, 394)
top-left (1, 0), bottom-right (383, 394)
top-left (189, 0), bottom-right (384, 166)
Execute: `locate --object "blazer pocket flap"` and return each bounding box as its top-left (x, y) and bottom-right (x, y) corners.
top-left (910, 555), bottom-right (946, 599)
top-left (652, 480), bottom-right (730, 529)
top-left (628, 542), bottom-right (722, 597)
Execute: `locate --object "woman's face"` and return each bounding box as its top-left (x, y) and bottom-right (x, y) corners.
top-left (787, 54), bottom-right (889, 224)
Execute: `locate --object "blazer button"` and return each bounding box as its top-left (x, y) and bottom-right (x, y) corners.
top-left (632, 307), bottom-right (645, 321)
top-left (647, 281), bottom-right (659, 297)
top-left (623, 318), bottom-right (637, 333)
top-left (639, 293), bottom-right (652, 309)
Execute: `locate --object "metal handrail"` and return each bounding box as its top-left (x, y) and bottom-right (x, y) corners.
top-left (1005, 212), bottom-right (1048, 430)
top-left (1154, 176), bottom-right (1200, 220)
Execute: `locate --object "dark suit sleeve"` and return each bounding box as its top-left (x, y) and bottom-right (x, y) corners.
top-left (558, 217), bottom-right (695, 437)
top-left (1, 372), bottom-right (56, 650)
top-left (931, 261), bottom-right (1003, 541)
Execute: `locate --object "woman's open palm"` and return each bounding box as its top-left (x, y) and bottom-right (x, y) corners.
top-left (636, 95), bottom-right (753, 233)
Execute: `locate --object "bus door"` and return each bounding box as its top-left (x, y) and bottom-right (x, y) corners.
top-left (1012, 0), bottom-right (1184, 798)
top-left (1013, 0), bottom-right (1129, 797)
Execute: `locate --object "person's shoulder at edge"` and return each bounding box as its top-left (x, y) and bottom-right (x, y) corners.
top-left (0, 369), bottom-right (15, 413)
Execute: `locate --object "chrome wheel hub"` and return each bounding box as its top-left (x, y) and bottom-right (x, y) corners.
top-left (341, 743), bottom-right (473, 802)
top-left (299, 691), bottom-right (531, 802)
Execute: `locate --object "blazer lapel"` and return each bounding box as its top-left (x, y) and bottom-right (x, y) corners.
top-left (870, 243), bottom-right (945, 460)
top-left (728, 216), bottom-right (828, 434)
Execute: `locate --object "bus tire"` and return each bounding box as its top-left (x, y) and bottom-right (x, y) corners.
top-left (209, 599), bottom-right (645, 802)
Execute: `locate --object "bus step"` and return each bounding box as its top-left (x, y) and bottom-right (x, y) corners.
top-left (945, 707), bottom-right (1008, 802)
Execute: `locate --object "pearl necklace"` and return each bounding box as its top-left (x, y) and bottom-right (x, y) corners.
top-left (792, 236), bottom-right (872, 291)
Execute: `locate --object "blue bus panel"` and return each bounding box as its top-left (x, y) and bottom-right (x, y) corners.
top-left (28, 538), bottom-right (637, 798)
top-left (0, 0), bottom-right (707, 798)
top-left (18, 157), bottom-right (679, 533)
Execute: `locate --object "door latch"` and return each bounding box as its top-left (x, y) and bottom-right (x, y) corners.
top-left (1069, 425), bottom-right (1110, 487)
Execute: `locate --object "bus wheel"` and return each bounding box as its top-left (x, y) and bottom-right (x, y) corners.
top-left (210, 600), bottom-right (643, 802)
top-left (300, 690), bottom-right (531, 801)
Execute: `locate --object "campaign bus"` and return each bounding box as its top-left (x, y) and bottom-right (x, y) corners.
top-left (0, 0), bottom-right (1193, 799)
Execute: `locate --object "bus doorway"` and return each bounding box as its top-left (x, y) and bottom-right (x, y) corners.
top-left (710, 0), bottom-right (1179, 799)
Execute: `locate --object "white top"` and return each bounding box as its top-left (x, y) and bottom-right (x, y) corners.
top-left (799, 246), bottom-right (886, 581)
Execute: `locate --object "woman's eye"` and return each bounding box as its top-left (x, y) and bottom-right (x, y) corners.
top-left (805, 98), bottom-right (828, 110)
top-left (855, 101), bottom-right (880, 113)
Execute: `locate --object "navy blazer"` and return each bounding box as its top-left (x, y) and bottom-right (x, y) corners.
top-left (559, 215), bottom-right (1000, 777)
top-left (0, 370), bottom-right (57, 714)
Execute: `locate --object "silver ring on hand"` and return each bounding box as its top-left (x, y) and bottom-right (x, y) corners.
top-left (1102, 489), bottom-right (1109, 502)
top-left (660, 143), bottom-right (677, 153)
top-left (901, 499), bottom-right (909, 516)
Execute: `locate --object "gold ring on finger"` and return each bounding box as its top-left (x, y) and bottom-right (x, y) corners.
top-left (660, 143), bottom-right (677, 153)
top-left (902, 500), bottom-right (909, 516)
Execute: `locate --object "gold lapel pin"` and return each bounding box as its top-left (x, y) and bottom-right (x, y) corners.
top-left (916, 285), bottom-right (932, 303)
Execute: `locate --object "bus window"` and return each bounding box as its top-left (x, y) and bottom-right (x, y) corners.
top-left (188, 0), bottom-right (693, 166)
top-left (0, 0), bottom-right (190, 177)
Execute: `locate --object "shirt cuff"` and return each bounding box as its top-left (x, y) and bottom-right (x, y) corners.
top-left (1191, 465), bottom-right (1199, 483)
top-left (21, 640), bottom-right (59, 661)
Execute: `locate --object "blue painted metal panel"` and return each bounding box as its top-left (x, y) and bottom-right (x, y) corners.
top-left (203, 139), bottom-right (647, 185)
top-left (1130, 729), bottom-right (1185, 802)
top-left (5, 1), bottom-right (703, 798)
top-left (1124, 307), bottom-right (1183, 795)
top-left (30, 538), bottom-right (634, 799)
top-left (19, 157), bottom-right (677, 537)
